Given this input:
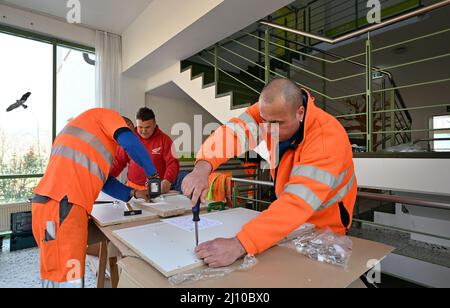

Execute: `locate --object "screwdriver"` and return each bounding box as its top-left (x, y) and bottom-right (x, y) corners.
top-left (192, 200), bottom-right (200, 246)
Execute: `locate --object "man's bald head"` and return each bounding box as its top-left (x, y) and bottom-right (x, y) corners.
top-left (258, 78), bottom-right (306, 142)
top-left (260, 78), bottom-right (304, 108)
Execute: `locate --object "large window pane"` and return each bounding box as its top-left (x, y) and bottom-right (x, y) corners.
top-left (0, 32), bottom-right (53, 203)
top-left (433, 115), bottom-right (450, 152)
top-left (56, 46), bottom-right (95, 133)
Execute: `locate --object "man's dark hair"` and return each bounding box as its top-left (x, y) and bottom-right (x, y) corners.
top-left (122, 116), bottom-right (135, 129)
top-left (136, 107), bottom-right (156, 121)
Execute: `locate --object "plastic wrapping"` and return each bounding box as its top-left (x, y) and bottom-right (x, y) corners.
top-left (168, 267), bottom-right (234, 285)
top-left (280, 228), bottom-right (353, 268)
top-left (383, 143), bottom-right (425, 153)
top-left (168, 255), bottom-right (258, 285)
top-left (352, 144), bottom-right (367, 153)
top-left (238, 255), bottom-right (258, 270)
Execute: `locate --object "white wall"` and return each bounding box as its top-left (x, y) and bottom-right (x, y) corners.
top-left (354, 158), bottom-right (450, 196)
top-left (122, 0), bottom-right (223, 72)
top-left (0, 4), bottom-right (95, 47)
top-left (120, 76), bottom-right (147, 118)
top-left (146, 82), bottom-right (220, 156)
top-left (145, 62), bottom-right (244, 124)
top-left (122, 0), bottom-right (293, 78)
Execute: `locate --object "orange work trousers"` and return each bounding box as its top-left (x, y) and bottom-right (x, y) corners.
top-left (32, 197), bottom-right (88, 283)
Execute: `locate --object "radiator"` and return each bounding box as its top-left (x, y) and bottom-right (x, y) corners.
top-left (0, 202), bottom-right (32, 232)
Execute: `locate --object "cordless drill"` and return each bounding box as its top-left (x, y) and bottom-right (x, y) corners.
top-left (147, 174), bottom-right (162, 200)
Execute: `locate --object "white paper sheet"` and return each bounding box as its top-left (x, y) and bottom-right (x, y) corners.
top-left (162, 216), bottom-right (223, 233)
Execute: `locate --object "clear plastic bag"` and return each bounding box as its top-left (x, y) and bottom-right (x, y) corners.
top-left (238, 255), bottom-right (258, 271)
top-left (280, 228), bottom-right (353, 268)
top-left (168, 267), bottom-right (234, 285)
top-left (168, 255), bottom-right (258, 285)
top-left (352, 144), bottom-right (367, 153)
top-left (383, 143), bottom-right (425, 153)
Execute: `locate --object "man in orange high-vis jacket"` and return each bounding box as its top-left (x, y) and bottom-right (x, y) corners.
top-left (32, 108), bottom-right (158, 288)
top-left (182, 78), bottom-right (357, 268)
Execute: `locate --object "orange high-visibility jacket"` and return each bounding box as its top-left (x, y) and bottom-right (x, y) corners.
top-left (196, 91), bottom-right (357, 255)
top-left (34, 108), bottom-right (128, 214)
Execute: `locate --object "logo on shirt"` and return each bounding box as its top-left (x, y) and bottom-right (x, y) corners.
top-left (152, 147), bottom-right (162, 155)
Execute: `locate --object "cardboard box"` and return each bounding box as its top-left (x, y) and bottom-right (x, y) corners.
top-left (117, 237), bottom-right (393, 288)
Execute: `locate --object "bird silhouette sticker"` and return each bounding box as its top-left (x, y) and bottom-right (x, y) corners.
top-left (6, 92), bottom-right (32, 112)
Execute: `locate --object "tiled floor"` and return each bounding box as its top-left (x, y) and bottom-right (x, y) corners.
top-left (0, 239), bottom-right (97, 288)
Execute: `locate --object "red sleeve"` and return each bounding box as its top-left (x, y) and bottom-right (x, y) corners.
top-left (162, 135), bottom-right (179, 184)
top-left (110, 146), bottom-right (130, 178)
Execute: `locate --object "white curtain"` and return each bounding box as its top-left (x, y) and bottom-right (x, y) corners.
top-left (95, 31), bottom-right (122, 111)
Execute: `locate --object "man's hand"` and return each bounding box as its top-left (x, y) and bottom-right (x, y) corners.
top-left (195, 237), bottom-right (246, 268)
top-left (161, 180), bottom-right (171, 194)
top-left (182, 160), bottom-right (212, 205)
top-left (135, 189), bottom-right (149, 201)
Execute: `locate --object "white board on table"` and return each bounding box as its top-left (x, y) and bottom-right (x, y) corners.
top-left (96, 191), bottom-right (122, 203)
top-left (112, 208), bottom-right (260, 277)
top-left (90, 203), bottom-right (157, 227)
top-left (135, 194), bottom-right (207, 217)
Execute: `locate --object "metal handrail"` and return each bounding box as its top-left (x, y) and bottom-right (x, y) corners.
top-left (358, 191), bottom-right (450, 211)
top-left (231, 178), bottom-right (274, 187)
top-left (219, 45), bottom-right (265, 70)
top-left (204, 50), bottom-right (265, 84)
top-left (372, 103), bottom-right (450, 115)
top-left (269, 32), bottom-right (391, 75)
top-left (413, 138), bottom-right (450, 145)
top-left (261, 2), bottom-right (450, 131)
top-left (270, 68), bottom-right (367, 100)
top-left (231, 179), bottom-right (450, 241)
top-left (196, 55), bottom-right (261, 95)
top-left (183, 1), bottom-right (449, 152)
top-left (267, 31), bottom-right (413, 128)
top-left (413, 138), bottom-right (450, 151)
top-left (231, 178), bottom-right (450, 212)
top-left (352, 218), bottom-right (450, 242)
top-left (269, 53), bottom-right (367, 83)
top-left (214, 31), bottom-right (450, 141)
top-left (372, 78), bottom-right (450, 94)
top-left (373, 127), bottom-right (450, 135)
top-left (260, 0), bottom-right (450, 44)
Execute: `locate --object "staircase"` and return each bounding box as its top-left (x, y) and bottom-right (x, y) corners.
top-left (181, 60), bottom-right (262, 109)
top-left (150, 0), bottom-right (450, 152)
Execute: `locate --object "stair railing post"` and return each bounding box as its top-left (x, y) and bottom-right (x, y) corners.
top-left (284, 18), bottom-right (291, 79)
top-left (258, 29), bottom-right (263, 80)
top-left (302, 9), bottom-right (307, 59)
top-left (295, 8), bottom-right (299, 48)
top-left (366, 32), bottom-right (373, 152)
top-left (214, 44), bottom-right (219, 86)
top-left (381, 77), bottom-right (386, 150)
top-left (265, 27), bottom-right (271, 84)
top-left (307, 6), bottom-right (312, 47)
top-left (390, 90), bottom-right (396, 147)
top-left (322, 56), bottom-right (327, 112)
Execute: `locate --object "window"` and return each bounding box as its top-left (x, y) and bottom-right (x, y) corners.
top-left (57, 46), bottom-right (95, 133)
top-left (0, 32), bottom-right (53, 204)
top-left (432, 115), bottom-right (450, 152)
top-left (0, 26), bottom-right (95, 204)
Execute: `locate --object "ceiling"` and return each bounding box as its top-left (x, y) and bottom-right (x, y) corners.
top-left (0, 0), bottom-right (153, 34)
